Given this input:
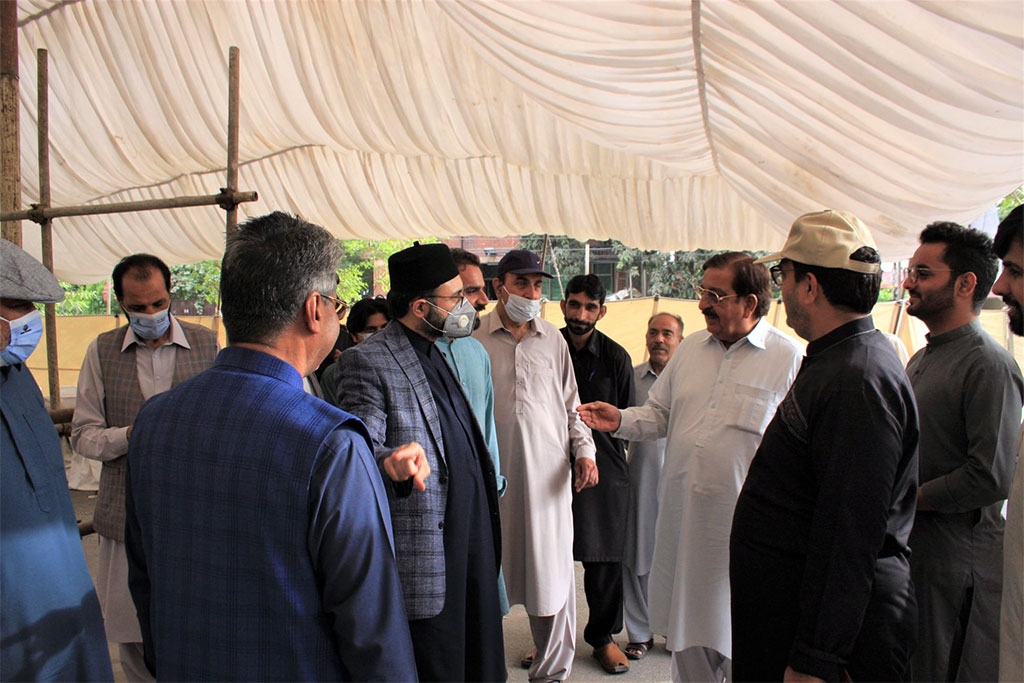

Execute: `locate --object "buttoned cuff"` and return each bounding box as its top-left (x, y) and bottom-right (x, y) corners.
top-left (613, 408), bottom-right (640, 441)
top-left (788, 641), bottom-right (847, 682)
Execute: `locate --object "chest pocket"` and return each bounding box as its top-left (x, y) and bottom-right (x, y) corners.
top-left (727, 383), bottom-right (778, 435)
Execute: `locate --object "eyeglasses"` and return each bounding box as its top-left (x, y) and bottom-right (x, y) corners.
top-left (769, 265), bottom-right (786, 286)
top-left (904, 266), bottom-right (956, 283)
top-left (693, 283), bottom-right (741, 306)
top-left (321, 293), bottom-right (347, 314)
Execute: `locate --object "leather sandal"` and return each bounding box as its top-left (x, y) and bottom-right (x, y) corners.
top-left (593, 642), bottom-right (630, 674)
top-left (624, 638), bottom-right (654, 660)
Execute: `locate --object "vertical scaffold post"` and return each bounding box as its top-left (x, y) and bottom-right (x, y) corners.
top-left (38, 49), bottom-right (60, 408)
top-left (225, 46), bottom-right (240, 239)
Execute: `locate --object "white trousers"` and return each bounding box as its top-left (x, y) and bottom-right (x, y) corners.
top-left (670, 646), bottom-right (731, 683)
top-left (527, 580), bottom-right (577, 682)
top-left (622, 567), bottom-right (652, 643)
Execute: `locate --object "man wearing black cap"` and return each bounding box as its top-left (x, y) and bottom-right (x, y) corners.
top-left (336, 242), bottom-right (505, 682)
top-left (1, 239), bottom-right (113, 681)
top-left (474, 249), bottom-right (598, 682)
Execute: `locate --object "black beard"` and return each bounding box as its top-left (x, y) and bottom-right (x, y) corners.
top-left (1006, 297), bottom-right (1023, 336)
top-left (566, 319), bottom-right (595, 336)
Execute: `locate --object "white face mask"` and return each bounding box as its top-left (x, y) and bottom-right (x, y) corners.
top-left (501, 286), bottom-right (541, 323)
top-left (425, 297), bottom-right (477, 338)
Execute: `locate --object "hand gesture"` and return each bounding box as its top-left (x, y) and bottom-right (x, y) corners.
top-left (573, 457), bottom-right (599, 493)
top-left (576, 401), bottom-right (622, 432)
top-left (383, 442), bottom-right (431, 492)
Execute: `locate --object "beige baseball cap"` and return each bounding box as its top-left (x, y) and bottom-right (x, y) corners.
top-left (754, 210), bottom-right (880, 274)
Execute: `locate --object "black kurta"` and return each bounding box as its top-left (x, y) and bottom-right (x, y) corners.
top-left (402, 325), bottom-right (506, 682)
top-left (561, 327), bottom-right (635, 561)
top-left (730, 317), bottom-right (919, 682)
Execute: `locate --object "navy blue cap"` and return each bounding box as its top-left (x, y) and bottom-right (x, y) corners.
top-left (497, 249), bottom-right (553, 278)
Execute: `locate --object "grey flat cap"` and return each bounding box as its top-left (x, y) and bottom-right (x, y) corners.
top-left (1, 238), bottom-right (64, 303)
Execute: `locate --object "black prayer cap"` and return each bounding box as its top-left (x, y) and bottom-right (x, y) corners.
top-left (388, 242), bottom-right (460, 292)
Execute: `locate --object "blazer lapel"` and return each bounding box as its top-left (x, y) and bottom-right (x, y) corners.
top-left (383, 323), bottom-right (447, 470)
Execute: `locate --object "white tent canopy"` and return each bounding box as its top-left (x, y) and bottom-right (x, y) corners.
top-left (13, 0), bottom-right (1024, 283)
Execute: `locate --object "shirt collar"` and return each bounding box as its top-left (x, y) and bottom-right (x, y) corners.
top-left (121, 313), bottom-right (190, 352)
top-left (398, 319), bottom-right (438, 356)
top-left (806, 315), bottom-right (875, 356)
top-left (696, 316), bottom-right (770, 350)
top-left (484, 308), bottom-right (543, 338)
top-left (561, 326), bottom-right (601, 357)
top-left (925, 319), bottom-right (981, 348)
top-left (639, 360), bottom-right (659, 379)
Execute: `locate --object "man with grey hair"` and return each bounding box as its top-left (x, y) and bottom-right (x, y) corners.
top-left (580, 253), bottom-right (801, 682)
top-left (1, 239), bottom-right (113, 681)
top-left (621, 312), bottom-right (683, 661)
top-left (125, 211), bottom-right (416, 680)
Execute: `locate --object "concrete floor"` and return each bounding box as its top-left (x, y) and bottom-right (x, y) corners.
top-left (71, 489), bottom-right (672, 682)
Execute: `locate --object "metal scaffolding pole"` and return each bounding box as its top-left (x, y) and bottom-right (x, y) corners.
top-left (0, 46), bottom-right (256, 407)
top-left (37, 49), bottom-right (61, 408)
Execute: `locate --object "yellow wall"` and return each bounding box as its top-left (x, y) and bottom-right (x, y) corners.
top-left (25, 303), bottom-right (1020, 399)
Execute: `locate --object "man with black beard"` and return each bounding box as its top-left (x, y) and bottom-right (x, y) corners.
top-left (560, 274), bottom-right (636, 674)
top-left (337, 242), bottom-right (506, 681)
top-left (902, 222), bottom-right (1023, 682)
top-left (437, 247), bottom-right (510, 616)
top-left (994, 205), bottom-right (1023, 682)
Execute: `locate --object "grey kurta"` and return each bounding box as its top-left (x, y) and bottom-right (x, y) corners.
top-left (624, 362), bottom-right (662, 576)
top-left (474, 311), bottom-right (596, 616)
top-left (906, 319), bottom-right (1024, 682)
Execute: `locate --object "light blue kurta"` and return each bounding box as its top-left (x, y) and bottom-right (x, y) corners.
top-left (437, 335), bottom-right (510, 614)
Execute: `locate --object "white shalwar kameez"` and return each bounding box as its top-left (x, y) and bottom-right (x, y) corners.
top-left (475, 311), bottom-right (596, 681)
top-left (614, 318), bottom-right (802, 664)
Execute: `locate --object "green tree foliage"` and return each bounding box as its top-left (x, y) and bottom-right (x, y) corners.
top-left (998, 185), bottom-right (1023, 220)
top-left (170, 260), bottom-right (221, 314)
top-left (336, 238), bottom-right (438, 303)
top-left (55, 281), bottom-right (107, 315)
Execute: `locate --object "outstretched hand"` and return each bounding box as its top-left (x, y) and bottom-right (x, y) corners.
top-left (383, 442), bottom-right (431, 492)
top-left (577, 401), bottom-right (622, 433)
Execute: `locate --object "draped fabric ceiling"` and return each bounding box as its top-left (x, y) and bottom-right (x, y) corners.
top-left (13, 0), bottom-right (1024, 283)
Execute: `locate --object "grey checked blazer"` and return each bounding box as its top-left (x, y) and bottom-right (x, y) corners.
top-left (335, 320), bottom-right (500, 620)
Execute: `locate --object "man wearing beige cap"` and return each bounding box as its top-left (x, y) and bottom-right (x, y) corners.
top-left (729, 210), bottom-right (920, 681)
top-left (1, 239), bottom-right (113, 680)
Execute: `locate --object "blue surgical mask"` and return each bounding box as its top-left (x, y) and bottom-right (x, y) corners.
top-left (501, 286), bottom-right (541, 323)
top-left (426, 297), bottom-right (477, 338)
top-left (0, 309), bottom-right (43, 366)
top-left (129, 309), bottom-right (171, 340)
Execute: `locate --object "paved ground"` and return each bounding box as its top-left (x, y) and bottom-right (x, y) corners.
top-left (70, 488), bottom-right (672, 682)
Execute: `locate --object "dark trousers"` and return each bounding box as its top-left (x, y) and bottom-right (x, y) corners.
top-left (407, 447), bottom-right (505, 681)
top-left (582, 561), bottom-right (624, 649)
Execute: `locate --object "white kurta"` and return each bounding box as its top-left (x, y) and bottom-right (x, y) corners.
top-left (615, 318), bottom-right (802, 656)
top-left (624, 362), bottom-right (662, 576)
top-left (474, 311), bottom-right (596, 616)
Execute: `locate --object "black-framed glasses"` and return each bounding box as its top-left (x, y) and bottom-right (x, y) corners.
top-left (905, 265), bottom-right (956, 283)
top-left (769, 264), bottom-right (785, 286)
top-left (321, 293), bottom-right (347, 315)
top-left (693, 283), bottom-right (741, 306)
